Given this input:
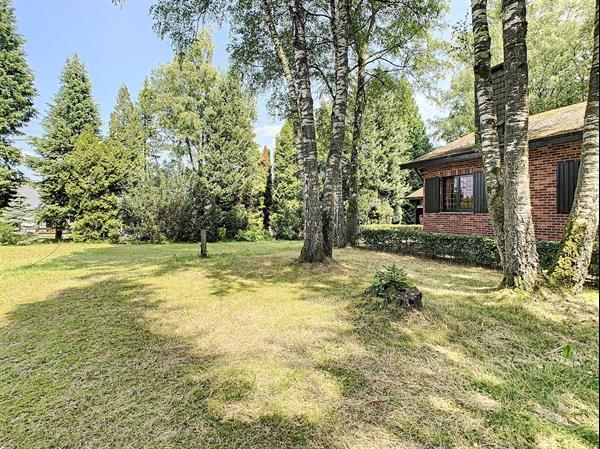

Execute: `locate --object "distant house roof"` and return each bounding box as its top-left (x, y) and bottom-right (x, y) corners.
top-left (404, 187), bottom-right (423, 200)
top-left (402, 102), bottom-right (586, 169)
top-left (17, 184), bottom-right (41, 209)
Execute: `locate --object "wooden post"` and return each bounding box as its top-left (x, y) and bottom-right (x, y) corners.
top-left (200, 229), bottom-right (208, 258)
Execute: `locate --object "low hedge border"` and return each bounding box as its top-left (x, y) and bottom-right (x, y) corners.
top-left (359, 225), bottom-right (599, 280)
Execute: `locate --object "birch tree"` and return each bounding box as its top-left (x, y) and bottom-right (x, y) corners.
top-left (548, 3), bottom-right (599, 293)
top-left (501, 0), bottom-right (540, 290)
top-left (322, 0), bottom-right (350, 253)
top-left (471, 0), bottom-right (506, 279)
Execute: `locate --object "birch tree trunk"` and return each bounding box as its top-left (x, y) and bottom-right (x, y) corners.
top-left (502, 0), bottom-right (540, 290)
top-left (548, 4), bottom-right (599, 293)
top-left (260, 0), bottom-right (305, 187)
top-left (290, 0), bottom-right (326, 262)
top-left (323, 0), bottom-right (350, 255)
top-left (346, 46), bottom-right (367, 246)
top-left (471, 0), bottom-right (507, 280)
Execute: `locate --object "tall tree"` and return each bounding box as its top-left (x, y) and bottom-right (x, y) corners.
top-left (29, 55), bottom-right (100, 239)
top-left (64, 131), bottom-right (131, 242)
top-left (203, 70), bottom-right (263, 237)
top-left (271, 121), bottom-right (303, 239)
top-left (145, 31), bottom-right (217, 171)
top-left (357, 74), bottom-right (427, 224)
top-left (0, 0), bottom-right (36, 208)
top-left (501, 0), bottom-right (540, 290)
top-left (322, 0), bottom-right (350, 252)
top-left (290, 0), bottom-right (326, 261)
top-left (108, 84), bottom-right (145, 175)
top-left (548, 3), bottom-right (599, 293)
top-left (346, 0), bottom-right (442, 245)
top-left (471, 0), bottom-right (506, 280)
top-left (435, 0), bottom-right (595, 142)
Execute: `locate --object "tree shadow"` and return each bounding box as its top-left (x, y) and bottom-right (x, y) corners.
top-left (0, 277), bottom-right (320, 448)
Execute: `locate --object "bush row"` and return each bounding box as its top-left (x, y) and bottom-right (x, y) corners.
top-left (359, 225), bottom-right (599, 279)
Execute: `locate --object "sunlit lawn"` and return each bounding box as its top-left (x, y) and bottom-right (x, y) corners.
top-left (0, 241), bottom-right (598, 448)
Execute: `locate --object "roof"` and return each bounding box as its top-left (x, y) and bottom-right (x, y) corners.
top-left (403, 102), bottom-right (586, 168)
top-left (404, 187), bottom-right (423, 200)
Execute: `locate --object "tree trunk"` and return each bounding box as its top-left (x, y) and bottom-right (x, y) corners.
top-left (260, 0), bottom-right (305, 182)
top-left (323, 0), bottom-right (350, 255)
top-left (548, 4), bottom-right (599, 293)
top-left (291, 0), bottom-right (326, 262)
top-left (346, 45), bottom-right (367, 246)
top-left (334, 169), bottom-right (345, 247)
top-left (471, 0), bottom-right (507, 280)
top-left (501, 0), bottom-right (540, 290)
top-left (55, 226), bottom-right (63, 241)
top-left (261, 0), bottom-right (313, 258)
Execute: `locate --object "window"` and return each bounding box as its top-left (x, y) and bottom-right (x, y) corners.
top-left (441, 175), bottom-right (474, 211)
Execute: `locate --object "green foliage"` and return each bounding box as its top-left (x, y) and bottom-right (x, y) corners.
top-left (371, 264), bottom-right (414, 296)
top-left (0, 218), bottom-right (21, 244)
top-left (434, 0), bottom-right (595, 141)
top-left (1, 190), bottom-right (34, 229)
top-left (0, 0), bottom-right (36, 208)
top-left (108, 84), bottom-right (146, 175)
top-left (360, 226), bottom-right (599, 280)
top-left (63, 131), bottom-right (133, 242)
top-left (271, 121), bottom-right (303, 240)
top-left (143, 31), bottom-right (218, 169)
top-left (355, 73), bottom-right (430, 224)
top-left (203, 70), bottom-right (263, 217)
top-left (120, 33), bottom-right (265, 244)
top-left (29, 55), bottom-right (100, 231)
top-left (120, 165), bottom-right (211, 242)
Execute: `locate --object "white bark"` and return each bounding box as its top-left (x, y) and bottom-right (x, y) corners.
top-left (502, 0), bottom-right (540, 290)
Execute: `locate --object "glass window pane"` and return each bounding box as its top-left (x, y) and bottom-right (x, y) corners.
top-left (459, 175), bottom-right (474, 209)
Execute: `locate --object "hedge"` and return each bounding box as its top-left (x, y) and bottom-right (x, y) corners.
top-left (359, 225), bottom-right (599, 280)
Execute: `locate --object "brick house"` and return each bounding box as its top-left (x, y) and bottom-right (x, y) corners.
top-left (401, 64), bottom-right (586, 241)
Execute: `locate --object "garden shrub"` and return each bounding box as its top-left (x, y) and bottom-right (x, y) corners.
top-left (370, 264), bottom-right (414, 296)
top-left (359, 225), bottom-right (599, 280)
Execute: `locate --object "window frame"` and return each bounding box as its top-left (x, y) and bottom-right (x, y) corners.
top-left (440, 174), bottom-right (475, 212)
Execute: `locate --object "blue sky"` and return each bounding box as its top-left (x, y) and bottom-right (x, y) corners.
top-left (13, 0), bottom-right (470, 164)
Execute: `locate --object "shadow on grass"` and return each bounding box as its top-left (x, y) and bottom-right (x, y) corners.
top-left (2, 243), bottom-right (598, 448)
top-left (0, 277), bottom-right (319, 449)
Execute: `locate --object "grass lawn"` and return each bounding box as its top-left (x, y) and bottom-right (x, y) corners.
top-left (0, 241), bottom-right (598, 449)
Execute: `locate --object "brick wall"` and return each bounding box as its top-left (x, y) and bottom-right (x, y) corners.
top-left (422, 139), bottom-right (582, 241)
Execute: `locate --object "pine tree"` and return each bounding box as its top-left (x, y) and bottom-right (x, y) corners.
top-left (29, 55), bottom-right (100, 239)
top-left (64, 131), bottom-right (131, 242)
top-left (108, 84), bottom-right (145, 178)
top-left (355, 74), bottom-right (430, 225)
top-left (1, 190), bottom-right (34, 229)
top-left (271, 121), bottom-right (303, 239)
top-left (203, 70), bottom-right (262, 237)
top-left (0, 0), bottom-right (36, 208)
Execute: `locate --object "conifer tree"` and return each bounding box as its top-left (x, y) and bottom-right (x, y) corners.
top-left (29, 55), bottom-right (100, 239)
top-left (271, 121), bottom-right (303, 239)
top-left (108, 84), bottom-right (145, 179)
top-left (1, 190), bottom-right (34, 229)
top-left (204, 70), bottom-right (262, 236)
top-left (0, 0), bottom-right (36, 208)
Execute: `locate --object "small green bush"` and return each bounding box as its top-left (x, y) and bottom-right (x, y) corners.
top-left (234, 228), bottom-right (271, 242)
top-left (0, 219), bottom-right (24, 245)
top-left (371, 264), bottom-right (414, 297)
top-left (359, 226), bottom-right (599, 281)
